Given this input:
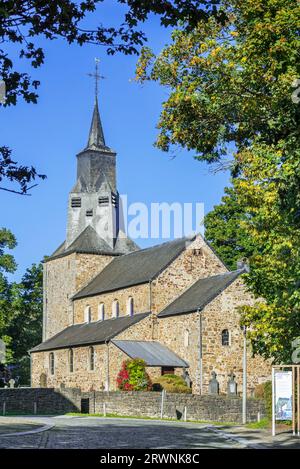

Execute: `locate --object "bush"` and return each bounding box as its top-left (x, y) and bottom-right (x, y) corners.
top-left (254, 380), bottom-right (272, 419)
top-left (153, 374), bottom-right (192, 394)
top-left (116, 358), bottom-right (152, 391)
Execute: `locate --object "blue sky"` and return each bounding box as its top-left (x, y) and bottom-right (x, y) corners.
top-left (1, 4), bottom-right (230, 281)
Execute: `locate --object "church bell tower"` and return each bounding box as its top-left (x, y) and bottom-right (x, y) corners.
top-left (66, 60), bottom-right (119, 249)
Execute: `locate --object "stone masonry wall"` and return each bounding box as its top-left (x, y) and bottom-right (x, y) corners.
top-left (73, 283), bottom-right (150, 324)
top-left (0, 388), bottom-right (265, 423)
top-left (151, 235), bottom-right (227, 315)
top-left (158, 278), bottom-right (272, 395)
top-left (43, 253), bottom-right (113, 340)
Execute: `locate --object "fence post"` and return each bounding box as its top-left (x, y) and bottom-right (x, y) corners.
top-left (2, 401), bottom-right (6, 416)
top-left (184, 406), bottom-right (187, 422)
top-left (160, 390), bottom-right (165, 419)
top-left (103, 402), bottom-right (106, 417)
top-left (33, 401), bottom-right (37, 415)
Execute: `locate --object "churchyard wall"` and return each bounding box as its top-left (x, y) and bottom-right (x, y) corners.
top-left (0, 388), bottom-right (266, 423)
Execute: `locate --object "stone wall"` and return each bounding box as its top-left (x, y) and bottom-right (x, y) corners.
top-left (73, 283), bottom-right (150, 324)
top-left (43, 252), bottom-right (113, 340)
top-left (0, 388), bottom-right (265, 423)
top-left (151, 235), bottom-right (227, 315)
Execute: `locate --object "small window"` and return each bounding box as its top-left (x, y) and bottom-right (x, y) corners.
top-left (112, 300), bottom-right (119, 318)
top-left (127, 297), bottom-right (134, 316)
top-left (98, 303), bottom-right (105, 321)
top-left (222, 329), bottom-right (230, 346)
top-left (184, 329), bottom-right (189, 348)
top-left (69, 349), bottom-right (74, 373)
top-left (85, 306), bottom-right (92, 323)
top-left (98, 196), bottom-right (109, 206)
top-left (111, 192), bottom-right (118, 207)
top-left (49, 352), bottom-right (55, 375)
top-left (86, 209), bottom-right (93, 217)
top-left (71, 197), bottom-right (81, 208)
top-left (193, 248), bottom-right (202, 256)
top-left (89, 346), bottom-right (95, 371)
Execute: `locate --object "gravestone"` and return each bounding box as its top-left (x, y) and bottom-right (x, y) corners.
top-left (208, 371), bottom-right (219, 395)
top-left (9, 379), bottom-right (15, 389)
top-left (181, 369), bottom-right (192, 388)
top-left (227, 372), bottom-right (237, 396)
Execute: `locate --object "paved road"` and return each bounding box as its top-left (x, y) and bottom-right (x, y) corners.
top-left (0, 416), bottom-right (246, 449)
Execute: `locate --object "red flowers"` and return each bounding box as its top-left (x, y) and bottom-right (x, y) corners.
top-left (116, 361), bottom-right (134, 391)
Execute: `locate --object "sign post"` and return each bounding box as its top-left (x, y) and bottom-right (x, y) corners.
top-left (272, 365), bottom-right (300, 437)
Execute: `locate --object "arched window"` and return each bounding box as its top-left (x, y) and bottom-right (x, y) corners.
top-left (184, 329), bottom-right (190, 348)
top-left (49, 352), bottom-right (55, 375)
top-left (112, 300), bottom-right (119, 318)
top-left (222, 329), bottom-right (230, 346)
top-left (69, 349), bottom-right (74, 373)
top-left (127, 297), bottom-right (134, 316)
top-left (98, 303), bottom-right (105, 321)
top-left (85, 306), bottom-right (92, 323)
top-left (89, 346), bottom-right (95, 371)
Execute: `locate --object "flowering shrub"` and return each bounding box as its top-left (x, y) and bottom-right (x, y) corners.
top-left (116, 358), bottom-right (152, 391)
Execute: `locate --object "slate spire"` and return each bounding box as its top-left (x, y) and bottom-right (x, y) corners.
top-left (87, 96), bottom-right (106, 149)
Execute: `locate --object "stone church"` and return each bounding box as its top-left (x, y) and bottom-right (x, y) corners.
top-left (30, 91), bottom-right (271, 395)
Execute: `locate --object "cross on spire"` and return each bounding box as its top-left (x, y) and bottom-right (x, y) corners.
top-left (87, 57), bottom-right (105, 100)
top-left (86, 58), bottom-right (106, 150)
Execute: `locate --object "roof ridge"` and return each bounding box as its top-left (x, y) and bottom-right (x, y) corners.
top-left (119, 234), bottom-right (196, 258)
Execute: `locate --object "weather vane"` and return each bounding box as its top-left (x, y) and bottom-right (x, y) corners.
top-left (87, 57), bottom-right (105, 98)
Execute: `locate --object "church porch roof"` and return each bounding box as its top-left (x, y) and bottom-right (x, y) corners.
top-left (112, 340), bottom-right (188, 368)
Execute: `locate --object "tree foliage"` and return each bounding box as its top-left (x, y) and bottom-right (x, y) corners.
top-left (0, 228), bottom-right (43, 383)
top-left (136, 0), bottom-right (300, 163)
top-left (137, 0), bottom-right (300, 363)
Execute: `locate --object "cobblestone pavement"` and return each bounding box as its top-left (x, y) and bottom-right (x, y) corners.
top-left (0, 417), bottom-right (246, 449)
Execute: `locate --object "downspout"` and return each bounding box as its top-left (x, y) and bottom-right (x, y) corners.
top-left (29, 352), bottom-right (32, 388)
top-left (149, 279), bottom-right (152, 313)
top-left (198, 308), bottom-right (203, 395)
top-left (72, 299), bottom-right (75, 325)
top-left (105, 339), bottom-right (110, 392)
top-left (149, 279), bottom-right (155, 340)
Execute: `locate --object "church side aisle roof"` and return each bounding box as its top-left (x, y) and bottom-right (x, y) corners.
top-left (30, 312), bottom-right (150, 353)
top-left (73, 235), bottom-right (195, 300)
top-left (158, 270), bottom-right (245, 318)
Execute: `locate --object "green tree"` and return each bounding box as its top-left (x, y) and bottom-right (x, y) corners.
top-left (136, 0), bottom-right (300, 363)
top-left (136, 0), bottom-right (300, 163)
top-left (0, 227), bottom-right (17, 364)
top-left (204, 186), bottom-right (256, 270)
top-left (205, 143), bottom-right (300, 363)
top-left (7, 263), bottom-right (43, 361)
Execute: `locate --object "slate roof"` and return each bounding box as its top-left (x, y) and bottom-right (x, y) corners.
top-left (30, 312), bottom-right (150, 353)
top-left (73, 235), bottom-right (195, 300)
top-left (158, 270), bottom-right (244, 318)
top-left (112, 340), bottom-right (188, 367)
top-left (46, 226), bottom-right (139, 262)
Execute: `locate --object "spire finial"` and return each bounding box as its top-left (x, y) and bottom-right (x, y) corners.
top-left (88, 57), bottom-right (105, 102)
top-left (86, 58), bottom-right (106, 149)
